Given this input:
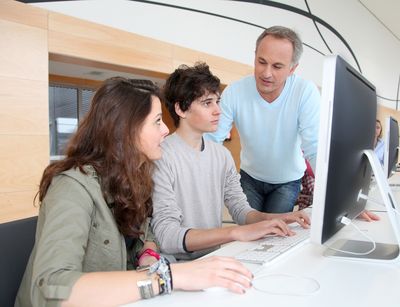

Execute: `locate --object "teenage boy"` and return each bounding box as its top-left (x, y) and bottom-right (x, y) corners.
top-left (151, 63), bottom-right (310, 261)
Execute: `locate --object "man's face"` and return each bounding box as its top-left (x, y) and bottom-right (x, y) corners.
top-left (254, 35), bottom-right (298, 102)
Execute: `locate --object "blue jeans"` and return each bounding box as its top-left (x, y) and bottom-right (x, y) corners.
top-left (240, 169), bottom-right (301, 213)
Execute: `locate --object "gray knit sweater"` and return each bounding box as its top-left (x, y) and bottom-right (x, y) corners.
top-left (151, 133), bottom-right (255, 260)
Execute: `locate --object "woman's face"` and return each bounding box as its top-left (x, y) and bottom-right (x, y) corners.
top-left (376, 121), bottom-right (382, 138)
top-left (138, 96), bottom-right (169, 160)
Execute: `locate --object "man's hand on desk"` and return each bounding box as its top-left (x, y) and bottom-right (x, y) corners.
top-left (358, 210), bottom-right (380, 222)
top-left (273, 211), bottom-right (311, 228)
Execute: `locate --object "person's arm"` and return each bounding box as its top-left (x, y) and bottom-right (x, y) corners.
top-left (64, 255), bottom-right (253, 306)
top-left (298, 82), bottom-right (320, 173)
top-left (184, 227), bottom-right (241, 251)
top-left (151, 157), bottom-right (193, 255)
top-left (29, 175), bottom-right (97, 306)
top-left (222, 148), bottom-right (256, 225)
top-left (185, 219), bottom-right (299, 251)
top-left (62, 270), bottom-right (159, 306)
top-left (205, 86), bottom-right (235, 143)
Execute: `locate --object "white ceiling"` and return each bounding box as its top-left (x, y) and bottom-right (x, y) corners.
top-left (49, 1), bottom-right (400, 82)
top-left (359, 0), bottom-right (400, 41)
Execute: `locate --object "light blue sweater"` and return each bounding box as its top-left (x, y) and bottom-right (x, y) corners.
top-left (206, 74), bottom-right (320, 184)
top-left (374, 138), bottom-right (385, 166)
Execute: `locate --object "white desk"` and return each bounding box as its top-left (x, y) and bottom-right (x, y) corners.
top-left (128, 181), bottom-right (400, 307)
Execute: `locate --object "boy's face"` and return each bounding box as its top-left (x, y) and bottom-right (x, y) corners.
top-left (180, 91), bottom-right (221, 133)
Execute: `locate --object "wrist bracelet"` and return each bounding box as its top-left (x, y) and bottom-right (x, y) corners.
top-left (137, 248), bottom-right (160, 262)
top-left (137, 279), bottom-right (154, 299)
top-left (148, 256), bottom-right (173, 295)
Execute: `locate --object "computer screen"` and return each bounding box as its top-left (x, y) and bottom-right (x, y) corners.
top-left (384, 116), bottom-right (399, 178)
top-left (311, 55), bottom-right (377, 245)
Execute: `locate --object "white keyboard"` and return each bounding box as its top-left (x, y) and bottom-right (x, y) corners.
top-left (235, 226), bottom-right (310, 265)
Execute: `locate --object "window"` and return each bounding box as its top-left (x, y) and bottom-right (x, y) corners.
top-left (49, 84), bottom-right (95, 160)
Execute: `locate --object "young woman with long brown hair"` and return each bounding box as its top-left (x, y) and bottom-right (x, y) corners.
top-left (16, 77), bottom-right (252, 307)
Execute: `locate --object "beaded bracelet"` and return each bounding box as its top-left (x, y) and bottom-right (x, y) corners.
top-left (149, 256), bottom-right (173, 295)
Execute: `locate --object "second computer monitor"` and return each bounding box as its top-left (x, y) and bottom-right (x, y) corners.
top-left (311, 55), bottom-right (377, 245)
top-left (384, 116), bottom-right (399, 178)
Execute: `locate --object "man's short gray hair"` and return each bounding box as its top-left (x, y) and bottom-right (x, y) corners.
top-left (255, 26), bottom-right (303, 66)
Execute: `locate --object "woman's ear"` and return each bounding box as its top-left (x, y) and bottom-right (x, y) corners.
top-left (175, 102), bottom-right (186, 119)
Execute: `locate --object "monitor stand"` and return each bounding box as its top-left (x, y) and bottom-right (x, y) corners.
top-left (324, 240), bottom-right (399, 260)
top-left (324, 149), bottom-right (400, 262)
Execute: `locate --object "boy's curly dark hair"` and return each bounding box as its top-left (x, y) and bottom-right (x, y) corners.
top-left (163, 62), bottom-right (221, 127)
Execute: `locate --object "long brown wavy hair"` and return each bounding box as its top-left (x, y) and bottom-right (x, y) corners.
top-left (38, 77), bottom-right (160, 238)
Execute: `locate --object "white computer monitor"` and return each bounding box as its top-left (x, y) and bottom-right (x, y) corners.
top-left (384, 116), bottom-right (399, 178)
top-left (310, 55), bottom-right (400, 262)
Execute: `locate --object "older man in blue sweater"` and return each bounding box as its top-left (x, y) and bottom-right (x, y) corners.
top-left (206, 26), bottom-right (319, 213)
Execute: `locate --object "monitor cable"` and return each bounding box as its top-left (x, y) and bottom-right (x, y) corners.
top-left (358, 192), bottom-right (400, 216)
top-left (326, 216), bottom-right (376, 256)
top-left (253, 273), bottom-right (320, 296)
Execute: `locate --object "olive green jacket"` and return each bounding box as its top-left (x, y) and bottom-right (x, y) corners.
top-left (15, 166), bottom-right (155, 307)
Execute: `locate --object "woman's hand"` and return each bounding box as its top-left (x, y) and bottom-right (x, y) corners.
top-left (171, 256), bottom-right (253, 294)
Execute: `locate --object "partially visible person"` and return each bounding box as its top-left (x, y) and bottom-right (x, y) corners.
top-left (151, 63), bottom-right (310, 261)
top-left (15, 77), bottom-right (253, 307)
top-left (374, 119), bottom-right (385, 166)
top-left (358, 119), bottom-right (383, 222)
top-left (294, 159), bottom-right (379, 222)
top-left (206, 25), bottom-right (320, 214)
top-left (295, 159), bottom-right (315, 210)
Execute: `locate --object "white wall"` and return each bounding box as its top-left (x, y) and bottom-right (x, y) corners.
top-left (33, 0), bottom-right (400, 108)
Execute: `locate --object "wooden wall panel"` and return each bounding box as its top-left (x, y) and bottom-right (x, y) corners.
top-left (49, 13), bottom-right (173, 58)
top-left (172, 46), bottom-right (253, 85)
top-left (48, 12), bottom-right (175, 78)
top-left (0, 1), bottom-right (48, 223)
top-left (0, 135), bottom-right (49, 193)
top-left (0, 77), bottom-right (48, 135)
top-left (49, 74), bottom-right (101, 89)
top-left (0, 0), bottom-right (47, 29)
top-left (47, 11), bottom-right (252, 86)
top-left (49, 30), bottom-right (173, 76)
top-left (0, 19), bottom-right (48, 81)
top-left (0, 190), bottom-right (39, 224)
